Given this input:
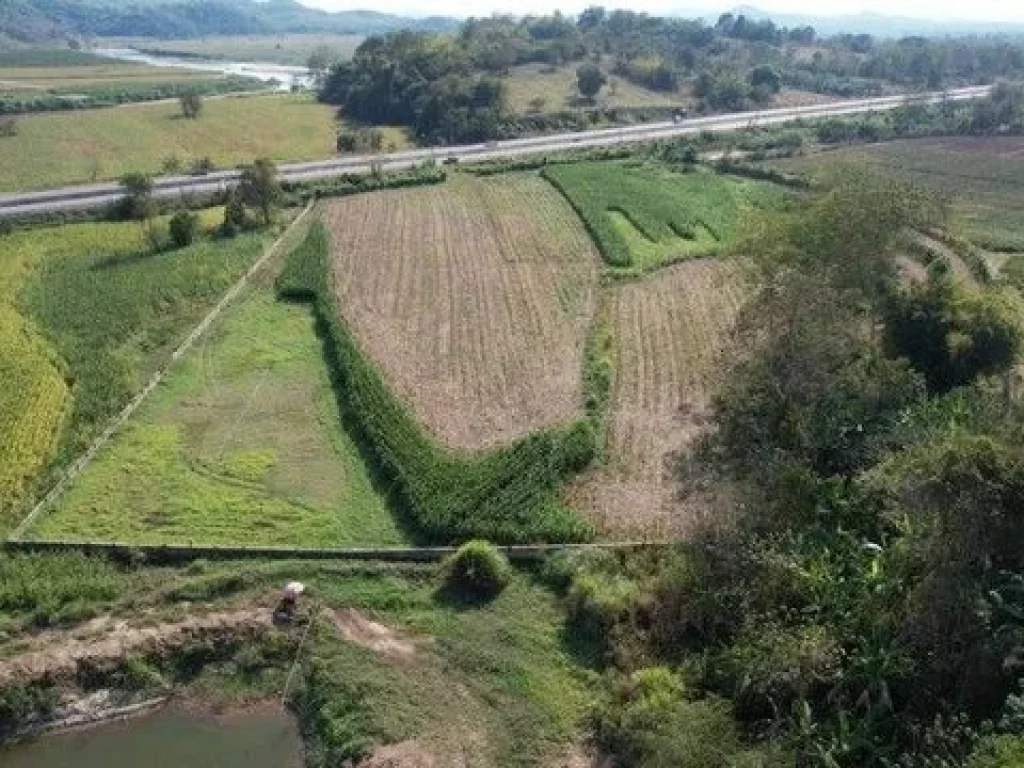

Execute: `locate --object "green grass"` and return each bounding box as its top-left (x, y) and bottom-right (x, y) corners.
top-left (30, 284), bottom-right (407, 547)
top-left (770, 137), bottom-right (1024, 252)
top-left (275, 223), bottom-right (596, 545)
top-left (112, 34), bottom-right (365, 66)
top-left (297, 567), bottom-right (595, 766)
top-left (0, 213), bottom-right (259, 533)
top-left (0, 93), bottom-right (340, 192)
top-left (504, 63), bottom-right (691, 114)
top-left (543, 162), bottom-right (781, 269)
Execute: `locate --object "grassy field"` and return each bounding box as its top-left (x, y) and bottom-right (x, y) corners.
top-left (0, 554), bottom-right (596, 767)
top-left (504, 63), bottom-right (691, 114)
top-left (322, 173), bottom-right (601, 452)
top-left (0, 63), bottom-right (218, 92)
top-left (569, 260), bottom-right (747, 539)
top-left (544, 162), bottom-right (782, 269)
top-left (0, 211), bottom-right (259, 533)
top-left (771, 137), bottom-right (1024, 253)
top-left (30, 282), bottom-right (407, 547)
top-left (0, 93), bottom-right (343, 192)
top-left (107, 34), bottom-right (365, 66)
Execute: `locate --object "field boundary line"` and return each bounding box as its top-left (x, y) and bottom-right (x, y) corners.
top-left (3, 538), bottom-right (674, 563)
top-left (7, 202), bottom-right (316, 542)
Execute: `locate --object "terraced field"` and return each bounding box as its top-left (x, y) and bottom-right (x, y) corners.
top-left (570, 259), bottom-right (747, 538)
top-left (322, 174), bottom-right (602, 452)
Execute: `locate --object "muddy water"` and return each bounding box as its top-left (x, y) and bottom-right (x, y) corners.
top-left (1, 703), bottom-right (302, 767)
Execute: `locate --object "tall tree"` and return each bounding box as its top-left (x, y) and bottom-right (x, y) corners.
top-left (238, 159), bottom-right (281, 227)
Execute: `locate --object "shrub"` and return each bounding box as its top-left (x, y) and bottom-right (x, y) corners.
top-left (0, 117), bottom-right (17, 138)
top-left (179, 92), bottom-right (203, 119)
top-left (168, 210), bottom-right (200, 248)
top-left (443, 540), bottom-right (511, 598)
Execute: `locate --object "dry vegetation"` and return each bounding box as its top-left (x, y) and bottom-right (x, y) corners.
top-left (570, 259), bottom-right (747, 539)
top-left (322, 174), bottom-right (602, 452)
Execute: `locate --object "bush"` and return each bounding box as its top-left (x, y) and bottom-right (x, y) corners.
top-left (168, 210), bottom-right (200, 248)
top-left (179, 92), bottom-right (203, 119)
top-left (0, 117), bottom-right (17, 138)
top-left (443, 540), bottom-right (511, 598)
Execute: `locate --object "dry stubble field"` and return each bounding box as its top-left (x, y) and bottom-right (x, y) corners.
top-left (322, 174), bottom-right (602, 452)
top-left (570, 259), bottom-right (747, 539)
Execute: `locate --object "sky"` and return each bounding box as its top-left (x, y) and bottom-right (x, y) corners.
top-left (299, 0), bottom-right (1024, 23)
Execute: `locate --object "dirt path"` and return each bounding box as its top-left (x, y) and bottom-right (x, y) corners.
top-left (0, 608), bottom-right (270, 688)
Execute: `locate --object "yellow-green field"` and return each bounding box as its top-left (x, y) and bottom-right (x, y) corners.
top-left (0, 93), bottom-right (400, 192)
top-left (504, 63), bottom-right (692, 113)
top-left (105, 34), bottom-right (365, 66)
top-left (0, 63), bottom-right (218, 91)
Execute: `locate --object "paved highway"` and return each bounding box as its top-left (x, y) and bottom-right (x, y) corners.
top-left (0, 86), bottom-right (991, 219)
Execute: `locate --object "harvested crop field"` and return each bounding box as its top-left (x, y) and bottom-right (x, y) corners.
top-left (322, 174), bottom-right (602, 452)
top-left (570, 259), bottom-right (746, 539)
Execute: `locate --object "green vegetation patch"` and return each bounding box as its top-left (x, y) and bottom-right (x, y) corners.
top-left (298, 566), bottom-right (594, 766)
top-left (29, 284), bottom-right (407, 547)
top-left (543, 162), bottom-right (777, 269)
top-left (276, 223), bottom-right (595, 544)
top-left (0, 94), bottom-right (338, 193)
top-left (771, 137), bottom-right (1024, 252)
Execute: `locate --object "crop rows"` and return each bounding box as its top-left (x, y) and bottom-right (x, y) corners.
top-left (543, 162), bottom-right (760, 269)
top-left (277, 222), bottom-right (596, 544)
top-left (570, 260), bottom-right (747, 539)
top-left (320, 174), bottom-right (601, 452)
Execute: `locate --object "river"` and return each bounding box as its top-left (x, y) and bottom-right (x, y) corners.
top-left (93, 48), bottom-right (314, 90)
top-left (0, 703), bottom-right (303, 768)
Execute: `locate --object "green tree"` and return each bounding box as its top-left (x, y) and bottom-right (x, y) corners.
top-left (119, 172), bottom-right (156, 244)
top-left (168, 210), bottom-right (200, 248)
top-left (577, 62), bottom-right (607, 101)
top-left (238, 158), bottom-right (281, 227)
top-left (883, 270), bottom-right (1021, 394)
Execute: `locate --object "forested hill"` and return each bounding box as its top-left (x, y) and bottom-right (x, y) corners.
top-left (0, 0), bottom-right (458, 43)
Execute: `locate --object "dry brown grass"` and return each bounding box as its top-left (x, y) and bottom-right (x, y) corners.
top-left (322, 174), bottom-right (602, 452)
top-left (569, 259), bottom-right (746, 539)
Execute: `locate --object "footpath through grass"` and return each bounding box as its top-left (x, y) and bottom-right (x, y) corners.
top-left (543, 162), bottom-right (782, 270)
top-left (29, 277), bottom-right (407, 547)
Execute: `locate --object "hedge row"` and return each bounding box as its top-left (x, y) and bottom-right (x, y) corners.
top-left (0, 77), bottom-right (264, 115)
top-left (276, 223), bottom-right (596, 545)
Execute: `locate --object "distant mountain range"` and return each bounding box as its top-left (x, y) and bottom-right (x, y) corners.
top-left (710, 5), bottom-right (1024, 38)
top-left (0, 0), bottom-right (458, 43)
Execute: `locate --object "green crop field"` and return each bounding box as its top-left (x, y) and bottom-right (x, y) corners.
top-left (109, 34), bottom-right (365, 66)
top-left (30, 280), bottom-right (407, 547)
top-left (0, 93), bottom-right (344, 192)
top-left (504, 63), bottom-right (691, 114)
top-left (0, 210), bottom-right (260, 533)
top-left (771, 137), bottom-right (1024, 253)
top-left (543, 162), bottom-right (783, 269)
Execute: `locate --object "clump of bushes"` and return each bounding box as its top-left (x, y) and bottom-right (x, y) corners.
top-left (168, 210), bottom-right (200, 248)
top-left (443, 540), bottom-right (511, 598)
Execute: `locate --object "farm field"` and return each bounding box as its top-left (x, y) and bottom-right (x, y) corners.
top-left (106, 34), bottom-right (365, 66)
top-left (322, 174), bottom-right (602, 452)
top-left (771, 137), bottom-right (1024, 253)
top-left (0, 93), bottom-right (350, 192)
top-left (29, 280), bottom-right (407, 547)
top-left (544, 162), bottom-right (782, 269)
top-left (0, 210), bottom-right (260, 533)
top-left (503, 62), bottom-right (692, 113)
top-left (569, 260), bottom-right (747, 539)
top-left (0, 60), bottom-right (218, 91)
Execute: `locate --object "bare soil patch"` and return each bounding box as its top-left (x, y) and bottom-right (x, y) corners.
top-left (569, 260), bottom-right (746, 539)
top-left (322, 174), bottom-right (601, 452)
top-left (363, 739), bottom-right (438, 768)
top-left (330, 608), bottom-right (418, 661)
